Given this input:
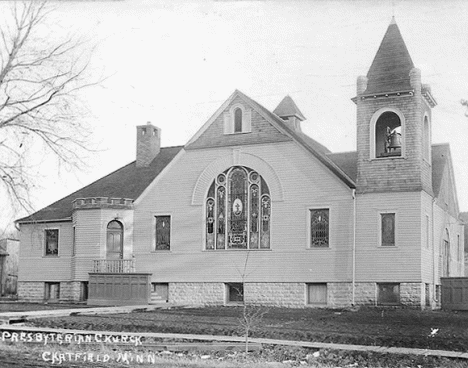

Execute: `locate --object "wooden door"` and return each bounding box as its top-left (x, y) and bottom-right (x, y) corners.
top-left (106, 220), bottom-right (123, 259)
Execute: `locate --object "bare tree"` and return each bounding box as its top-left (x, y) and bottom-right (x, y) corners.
top-left (461, 99), bottom-right (468, 117)
top-left (0, 1), bottom-right (96, 215)
top-left (236, 251), bottom-right (268, 353)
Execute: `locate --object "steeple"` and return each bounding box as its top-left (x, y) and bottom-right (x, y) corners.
top-left (364, 18), bottom-right (415, 95)
top-left (354, 18), bottom-right (435, 196)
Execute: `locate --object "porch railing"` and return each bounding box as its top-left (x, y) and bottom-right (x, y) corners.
top-left (92, 259), bottom-right (136, 273)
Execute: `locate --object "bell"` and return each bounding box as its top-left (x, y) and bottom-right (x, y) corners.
top-left (388, 132), bottom-right (401, 150)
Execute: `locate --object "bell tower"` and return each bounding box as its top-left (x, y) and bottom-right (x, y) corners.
top-left (354, 18), bottom-right (436, 195)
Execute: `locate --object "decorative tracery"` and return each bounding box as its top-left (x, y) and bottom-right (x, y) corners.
top-left (206, 166), bottom-right (270, 250)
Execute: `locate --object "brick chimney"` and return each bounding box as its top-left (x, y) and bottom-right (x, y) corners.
top-left (136, 122), bottom-right (160, 167)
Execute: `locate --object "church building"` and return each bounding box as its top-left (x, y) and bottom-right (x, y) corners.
top-left (16, 19), bottom-right (464, 309)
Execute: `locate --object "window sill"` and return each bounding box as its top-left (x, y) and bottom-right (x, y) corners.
top-left (225, 301), bottom-right (244, 306)
top-left (224, 131), bottom-right (251, 135)
top-left (204, 248), bottom-right (272, 252)
top-left (151, 250), bottom-right (172, 253)
top-left (371, 155), bottom-right (406, 161)
top-left (43, 255), bottom-right (59, 258)
top-left (307, 246), bottom-right (331, 250)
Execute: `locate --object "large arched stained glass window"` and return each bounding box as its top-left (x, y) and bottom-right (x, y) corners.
top-left (206, 166), bottom-right (270, 250)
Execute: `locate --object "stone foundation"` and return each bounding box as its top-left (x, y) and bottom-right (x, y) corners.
top-left (245, 283), bottom-right (305, 307)
top-left (59, 281), bottom-right (83, 302)
top-left (169, 282), bottom-right (433, 308)
top-left (18, 281), bottom-right (45, 302)
top-left (328, 282), bottom-right (353, 307)
top-left (18, 281), bottom-right (86, 303)
top-left (400, 282), bottom-right (423, 307)
top-left (18, 280), bottom-right (432, 308)
top-left (170, 282), bottom-right (226, 305)
top-left (354, 282), bottom-right (377, 305)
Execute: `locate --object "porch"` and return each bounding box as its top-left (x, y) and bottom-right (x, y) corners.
top-left (88, 259), bottom-right (151, 306)
top-left (92, 259), bottom-right (136, 273)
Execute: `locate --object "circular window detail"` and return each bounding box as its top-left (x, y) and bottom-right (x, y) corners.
top-left (217, 174), bottom-right (226, 185)
top-left (250, 171), bottom-right (259, 183)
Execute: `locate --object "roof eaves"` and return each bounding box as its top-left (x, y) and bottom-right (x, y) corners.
top-left (17, 217), bottom-right (72, 225)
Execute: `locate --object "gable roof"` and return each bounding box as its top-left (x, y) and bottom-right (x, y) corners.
top-left (234, 91), bottom-right (355, 188)
top-left (364, 18), bottom-right (415, 95)
top-left (17, 146), bottom-right (183, 223)
top-left (326, 151), bottom-right (358, 182)
top-left (186, 89), bottom-right (353, 188)
top-left (273, 95), bottom-right (306, 120)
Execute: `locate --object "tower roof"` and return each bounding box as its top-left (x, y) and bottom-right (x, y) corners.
top-left (273, 95), bottom-right (306, 121)
top-left (364, 18), bottom-right (415, 95)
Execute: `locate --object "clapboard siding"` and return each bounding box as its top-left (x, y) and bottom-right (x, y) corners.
top-left (421, 191), bottom-right (434, 282)
top-left (433, 204), bottom-right (464, 280)
top-left (355, 191), bottom-right (422, 282)
top-left (134, 141), bottom-right (354, 283)
top-left (18, 222), bottom-right (73, 282)
top-left (19, 208), bottom-right (135, 282)
top-left (73, 208), bottom-right (134, 280)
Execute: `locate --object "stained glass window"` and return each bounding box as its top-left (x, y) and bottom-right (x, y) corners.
top-left (155, 216), bottom-right (171, 250)
top-left (381, 213), bottom-right (395, 247)
top-left (206, 166), bottom-right (270, 250)
top-left (310, 209), bottom-right (329, 247)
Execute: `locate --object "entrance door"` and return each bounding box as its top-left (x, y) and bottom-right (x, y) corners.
top-left (106, 220), bottom-right (123, 259)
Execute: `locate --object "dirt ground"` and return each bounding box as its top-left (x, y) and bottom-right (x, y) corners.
top-left (30, 305), bottom-right (468, 352)
top-left (3, 304), bottom-right (468, 367)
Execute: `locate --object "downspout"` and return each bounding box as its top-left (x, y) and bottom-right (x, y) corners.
top-left (352, 188), bottom-right (356, 306)
top-left (432, 197), bottom-right (437, 303)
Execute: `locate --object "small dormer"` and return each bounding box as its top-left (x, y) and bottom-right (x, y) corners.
top-left (223, 103), bottom-right (252, 134)
top-left (273, 95), bottom-right (306, 132)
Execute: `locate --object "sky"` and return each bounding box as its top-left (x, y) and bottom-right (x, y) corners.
top-left (1, 0), bottom-right (468, 233)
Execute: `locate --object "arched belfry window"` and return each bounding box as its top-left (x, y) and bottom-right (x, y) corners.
top-left (375, 111), bottom-right (402, 158)
top-left (206, 166), bottom-right (270, 250)
top-left (106, 220), bottom-right (123, 259)
top-left (234, 108), bottom-right (243, 133)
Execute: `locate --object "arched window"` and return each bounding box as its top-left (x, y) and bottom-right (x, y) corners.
top-left (107, 220), bottom-right (123, 259)
top-left (206, 166), bottom-right (270, 250)
top-left (423, 115), bottom-right (430, 161)
top-left (375, 111), bottom-right (402, 158)
top-left (234, 108), bottom-right (243, 133)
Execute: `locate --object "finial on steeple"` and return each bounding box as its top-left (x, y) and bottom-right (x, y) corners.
top-left (390, 15), bottom-right (396, 25)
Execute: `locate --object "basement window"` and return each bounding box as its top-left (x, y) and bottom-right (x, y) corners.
top-left (378, 283), bottom-right (400, 305)
top-left (307, 283), bottom-right (327, 305)
top-left (44, 282), bottom-right (60, 301)
top-left (226, 283), bottom-right (244, 303)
